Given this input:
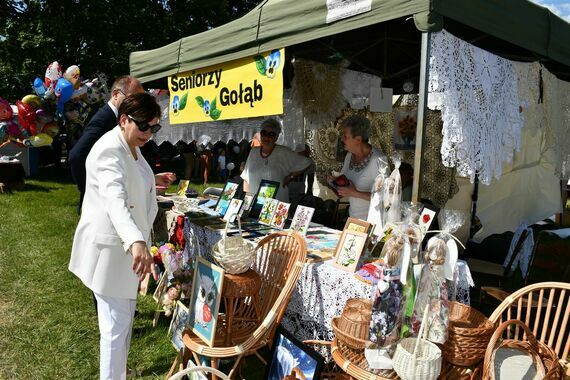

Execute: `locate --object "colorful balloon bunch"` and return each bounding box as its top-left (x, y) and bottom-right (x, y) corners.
top-left (0, 61), bottom-right (108, 148)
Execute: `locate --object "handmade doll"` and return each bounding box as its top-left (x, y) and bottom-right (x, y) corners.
top-left (381, 156), bottom-right (402, 228)
top-left (367, 157), bottom-right (389, 236)
top-left (411, 210), bottom-right (463, 344)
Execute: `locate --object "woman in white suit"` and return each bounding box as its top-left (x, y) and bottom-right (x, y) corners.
top-left (69, 93), bottom-right (172, 380)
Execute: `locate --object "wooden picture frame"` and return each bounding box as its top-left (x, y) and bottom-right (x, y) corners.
top-left (168, 301), bottom-right (189, 351)
top-left (153, 271), bottom-right (167, 302)
top-left (343, 217), bottom-right (372, 235)
top-left (265, 325), bottom-right (324, 380)
top-left (188, 257), bottom-right (224, 347)
top-left (332, 230), bottom-right (368, 273)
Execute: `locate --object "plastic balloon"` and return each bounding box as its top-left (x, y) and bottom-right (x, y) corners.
top-left (64, 65), bottom-right (81, 88)
top-left (22, 94), bottom-right (42, 110)
top-left (85, 82), bottom-right (102, 105)
top-left (0, 97), bottom-right (13, 120)
top-left (232, 146), bottom-right (240, 154)
top-left (55, 78), bottom-right (74, 115)
top-left (41, 121), bottom-right (60, 137)
top-left (24, 133), bottom-right (53, 147)
top-left (226, 162), bottom-right (235, 171)
top-left (44, 61), bottom-right (62, 95)
top-left (33, 77), bottom-right (47, 97)
top-left (16, 100), bottom-right (37, 135)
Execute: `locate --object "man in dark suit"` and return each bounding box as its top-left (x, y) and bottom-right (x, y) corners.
top-left (69, 75), bottom-right (144, 210)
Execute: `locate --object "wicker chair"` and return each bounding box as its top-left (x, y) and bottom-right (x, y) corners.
top-left (178, 231), bottom-right (307, 379)
top-left (170, 366), bottom-right (231, 380)
top-left (488, 281), bottom-right (570, 376)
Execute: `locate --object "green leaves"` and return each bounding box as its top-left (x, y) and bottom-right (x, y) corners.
top-left (210, 97), bottom-right (217, 111)
top-left (195, 96), bottom-right (204, 107)
top-left (178, 92), bottom-right (188, 110)
top-left (254, 55), bottom-right (266, 76)
top-left (210, 108), bottom-right (221, 120)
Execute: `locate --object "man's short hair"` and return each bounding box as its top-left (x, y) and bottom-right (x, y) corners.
top-left (112, 75), bottom-right (142, 95)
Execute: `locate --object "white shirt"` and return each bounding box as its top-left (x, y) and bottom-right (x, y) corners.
top-left (241, 145), bottom-right (311, 202)
top-left (341, 148), bottom-right (387, 220)
top-left (107, 100), bottom-right (118, 118)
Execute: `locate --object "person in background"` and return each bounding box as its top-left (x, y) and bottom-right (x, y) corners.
top-left (182, 140), bottom-right (197, 180)
top-left (399, 162), bottom-right (414, 202)
top-left (334, 115), bottom-right (387, 220)
top-left (218, 148), bottom-right (228, 181)
top-left (69, 93), bottom-right (175, 380)
top-left (69, 75), bottom-right (144, 210)
top-left (198, 142), bottom-right (213, 184)
top-left (288, 143), bottom-right (316, 202)
top-left (241, 118), bottom-right (311, 201)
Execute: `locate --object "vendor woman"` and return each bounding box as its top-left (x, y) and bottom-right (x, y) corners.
top-left (336, 115), bottom-right (387, 220)
top-left (241, 118), bottom-right (311, 201)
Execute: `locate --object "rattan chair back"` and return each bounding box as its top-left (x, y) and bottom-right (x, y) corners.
top-left (488, 282), bottom-right (570, 373)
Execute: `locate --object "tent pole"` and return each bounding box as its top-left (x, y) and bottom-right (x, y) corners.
top-left (412, 32), bottom-right (431, 204)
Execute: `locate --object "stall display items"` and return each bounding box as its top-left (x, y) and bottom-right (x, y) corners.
top-left (289, 206), bottom-right (315, 236)
top-left (331, 229), bottom-right (368, 273)
top-left (259, 198), bottom-right (279, 225)
top-left (238, 193), bottom-right (255, 218)
top-left (188, 257), bottom-right (225, 346)
top-left (222, 199), bottom-right (243, 223)
top-left (343, 217), bottom-right (373, 235)
top-left (305, 228), bottom-right (340, 254)
top-left (367, 157), bottom-right (389, 236)
top-left (269, 201), bottom-right (290, 229)
top-left (248, 179), bottom-right (280, 219)
top-left (168, 301), bottom-right (190, 351)
top-left (265, 325), bottom-right (324, 380)
top-left (214, 179), bottom-right (242, 217)
top-left (418, 204), bottom-right (438, 239)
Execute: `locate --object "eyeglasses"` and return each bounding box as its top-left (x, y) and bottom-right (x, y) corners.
top-left (260, 129), bottom-right (276, 138)
top-left (127, 115), bottom-right (162, 134)
top-left (116, 89), bottom-right (127, 97)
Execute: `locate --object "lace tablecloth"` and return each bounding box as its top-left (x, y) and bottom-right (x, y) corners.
top-left (183, 219), bottom-right (474, 342)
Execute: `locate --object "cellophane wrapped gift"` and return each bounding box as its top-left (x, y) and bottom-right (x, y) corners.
top-left (381, 155), bottom-right (402, 227)
top-left (411, 210), bottom-right (465, 344)
top-left (369, 230), bottom-right (412, 353)
top-left (367, 157), bottom-right (389, 236)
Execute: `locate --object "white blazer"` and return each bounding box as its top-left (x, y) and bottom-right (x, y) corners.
top-left (69, 126), bottom-right (158, 299)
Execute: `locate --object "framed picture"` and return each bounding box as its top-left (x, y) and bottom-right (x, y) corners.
top-left (188, 257), bottom-right (224, 347)
top-left (168, 301), bottom-right (189, 350)
top-left (222, 198), bottom-right (243, 223)
top-left (238, 192), bottom-right (255, 218)
top-left (153, 271), bottom-right (168, 302)
top-left (332, 230), bottom-right (368, 273)
top-left (176, 179), bottom-right (190, 196)
top-left (265, 325), bottom-right (324, 380)
top-left (394, 108), bottom-right (417, 150)
top-left (289, 206), bottom-right (315, 236)
top-left (259, 198), bottom-right (279, 225)
top-left (214, 179), bottom-right (242, 217)
top-left (343, 217), bottom-right (372, 235)
top-left (248, 179), bottom-right (280, 219)
top-left (419, 203), bottom-right (439, 244)
top-left (270, 201), bottom-right (290, 229)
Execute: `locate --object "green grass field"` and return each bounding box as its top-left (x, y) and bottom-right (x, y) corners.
top-left (0, 168), bottom-right (237, 379)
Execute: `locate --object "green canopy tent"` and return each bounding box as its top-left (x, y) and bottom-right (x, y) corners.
top-left (129, 0), bottom-right (570, 204)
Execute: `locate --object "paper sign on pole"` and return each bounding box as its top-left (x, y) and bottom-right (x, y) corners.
top-left (168, 49), bottom-right (284, 124)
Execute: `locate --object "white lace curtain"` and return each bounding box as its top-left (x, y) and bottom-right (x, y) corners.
top-left (428, 29), bottom-right (523, 185)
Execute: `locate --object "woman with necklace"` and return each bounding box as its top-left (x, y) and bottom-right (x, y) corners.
top-left (241, 118), bottom-right (311, 202)
top-left (336, 115), bottom-right (387, 220)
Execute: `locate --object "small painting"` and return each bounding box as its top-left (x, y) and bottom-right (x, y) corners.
top-left (223, 198), bottom-right (243, 223)
top-left (343, 217), bottom-right (372, 235)
top-left (188, 257), bottom-right (224, 347)
top-left (176, 180), bottom-right (190, 196)
top-left (270, 202), bottom-right (290, 229)
top-left (214, 181), bottom-right (240, 217)
top-left (153, 272), bottom-right (168, 302)
top-left (239, 193), bottom-right (255, 218)
top-left (168, 301), bottom-right (189, 350)
top-left (332, 230), bottom-right (368, 273)
top-left (394, 109), bottom-right (417, 150)
top-left (289, 206), bottom-right (315, 236)
top-left (259, 198), bottom-right (279, 225)
top-left (266, 325), bottom-right (324, 380)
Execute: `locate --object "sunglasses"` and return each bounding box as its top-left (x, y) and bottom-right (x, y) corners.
top-left (127, 115), bottom-right (162, 134)
top-left (260, 129), bottom-right (276, 138)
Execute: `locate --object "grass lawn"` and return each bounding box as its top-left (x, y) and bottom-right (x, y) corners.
top-left (0, 167), bottom-right (241, 379)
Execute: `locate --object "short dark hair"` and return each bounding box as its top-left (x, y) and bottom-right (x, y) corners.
top-left (118, 93), bottom-right (160, 123)
top-left (341, 115), bottom-right (372, 142)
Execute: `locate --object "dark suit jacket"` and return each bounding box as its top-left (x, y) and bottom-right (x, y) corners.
top-left (69, 104), bottom-right (117, 206)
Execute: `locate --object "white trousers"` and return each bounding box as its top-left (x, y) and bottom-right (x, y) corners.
top-left (94, 292), bottom-right (136, 380)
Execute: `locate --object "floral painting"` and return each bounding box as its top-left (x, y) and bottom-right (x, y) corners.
top-left (270, 202), bottom-right (290, 229)
top-left (332, 230), bottom-right (367, 273)
top-left (289, 206), bottom-right (315, 236)
top-left (259, 198), bottom-right (279, 225)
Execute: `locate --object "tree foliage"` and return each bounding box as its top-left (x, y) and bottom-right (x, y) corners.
top-left (0, 0), bottom-right (258, 101)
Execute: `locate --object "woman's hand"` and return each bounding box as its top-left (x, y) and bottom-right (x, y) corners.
top-left (336, 180), bottom-right (357, 198)
top-left (155, 172), bottom-right (176, 187)
top-left (130, 241), bottom-right (158, 279)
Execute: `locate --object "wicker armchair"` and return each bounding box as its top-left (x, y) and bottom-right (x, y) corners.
top-left (178, 231), bottom-right (307, 379)
top-left (488, 281), bottom-right (570, 376)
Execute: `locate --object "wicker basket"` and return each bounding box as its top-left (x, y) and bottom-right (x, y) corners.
top-left (393, 305), bottom-right (442, 380)
top-left (443, 301), bottom-right (494, 366)
top-left (482, 319), bottom-right (562, 380)
top-left (211, 216), bottom-right (255, 274)
top-left (331, 298), bottom-right (372, 350)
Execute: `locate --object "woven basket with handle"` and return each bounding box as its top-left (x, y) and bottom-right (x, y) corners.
top-left (393, 305), bottom-right (442, 380)
top-left (442, 301), bottom-right (495, 366)
top-left (211, 215), bottom-right (255, 274)
top-left (331, 298), bottom-right (372, 350)
top-left (482, 319), bottom-right (562, 380)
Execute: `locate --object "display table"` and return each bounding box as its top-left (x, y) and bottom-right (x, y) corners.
top-left (183, 219), bottom-right (475, 343)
